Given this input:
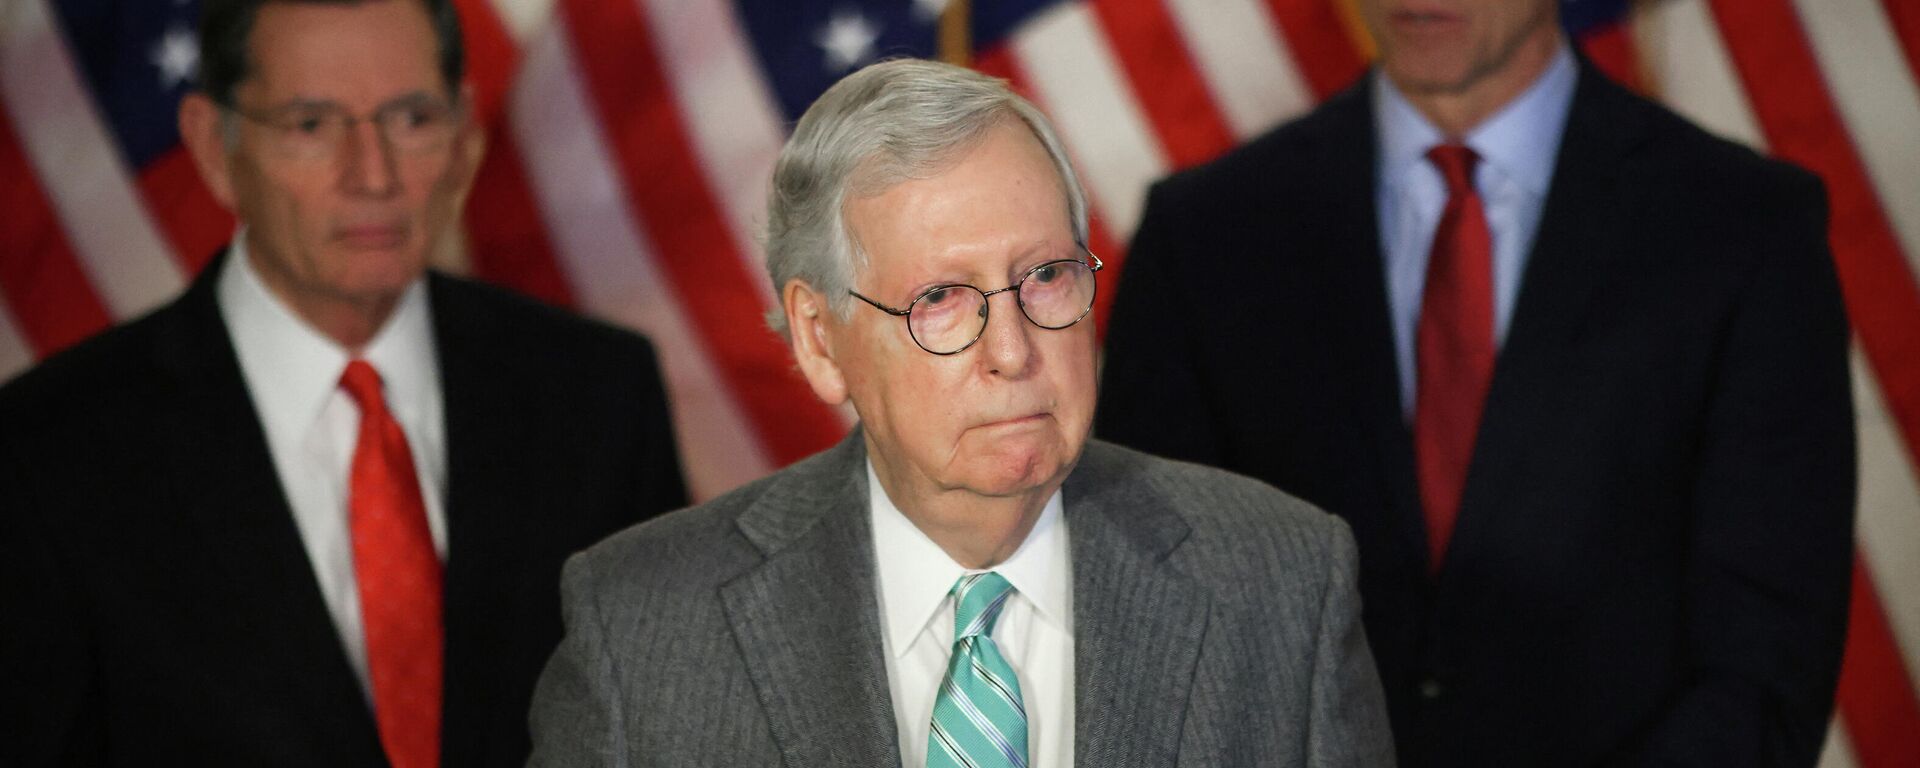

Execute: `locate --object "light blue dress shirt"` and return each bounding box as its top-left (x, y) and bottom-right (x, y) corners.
top-left (1374, 43), bottom-right (1578, 418)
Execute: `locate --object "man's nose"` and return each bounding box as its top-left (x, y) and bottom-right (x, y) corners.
top-left (979, 291), bottom-right (1035, 378)
top-left (340, 118), bottom-right (399, 197)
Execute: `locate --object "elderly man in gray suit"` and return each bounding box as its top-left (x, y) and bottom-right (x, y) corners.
top-left (527, 58), bottom-right (1395, 768)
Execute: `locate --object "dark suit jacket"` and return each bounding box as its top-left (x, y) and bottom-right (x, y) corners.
top-left (1095, 65), bottom-right (1856, 767)
top-left (527, 433), bottom-right (1396, 766)
top-left (0, 253), bottom-right (687, 767)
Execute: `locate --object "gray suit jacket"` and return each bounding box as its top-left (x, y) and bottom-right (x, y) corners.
top-left (528, 433), bottom-right (1394, 767)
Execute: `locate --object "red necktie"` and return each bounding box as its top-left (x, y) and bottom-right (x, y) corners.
top-left (341, 360), bottom-right (442, 768)
top-left (1414, 145), bottom-right (1496, 573)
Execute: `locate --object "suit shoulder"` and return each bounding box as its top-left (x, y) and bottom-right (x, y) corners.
top-left (565, 466), bottom-right (788, 593)
top-left (1627, 92), bottom-right (1823, 204)
top-left (1084, 440), bottom-right (1347, 550)
top-left (430, 272), bottom-right (661, 361)
top-left (0, 300), bottom-right (179, 428)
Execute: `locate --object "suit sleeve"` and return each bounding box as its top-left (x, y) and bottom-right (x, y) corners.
top-left (1632, 173), bottom-right (1855, 766)
top-left (1308, 518), bottom-right (1398, 767)
top-left (1094, 180), bottom-right (1228, 466)
top-left (528, 552), bottom-right (631, 768)
top-left (0, 419), bottom-right (105, 766)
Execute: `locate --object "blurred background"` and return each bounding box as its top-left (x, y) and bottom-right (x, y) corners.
top-left (0, 0), bottom-right (1915, 762)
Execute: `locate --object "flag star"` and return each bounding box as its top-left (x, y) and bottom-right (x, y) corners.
top-left (151, 26), bottom-right (198, 90)
top-left (815, 9), bottom-right (880, 73)
top-left (913, 0), bottom-right (950, 22)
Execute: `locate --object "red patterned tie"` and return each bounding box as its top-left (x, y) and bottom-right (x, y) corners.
top-left (1414, 145), bottom-right (1496, 573)
top-left (340, 360), bottom-right (442, 768)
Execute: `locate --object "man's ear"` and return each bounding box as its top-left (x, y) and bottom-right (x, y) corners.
top-left (785, 279), bottom-right (849, 406)
top-left (450, 82), bottom-right (486, 198)
top-left (177, 92), bottom-right (238, 209)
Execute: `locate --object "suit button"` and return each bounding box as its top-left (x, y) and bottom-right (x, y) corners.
top-left (1419, 678), bottom-right (1443, 700)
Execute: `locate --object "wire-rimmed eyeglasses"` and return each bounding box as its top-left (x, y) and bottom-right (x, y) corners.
top-left (848, 249), bottom-right (1104, 355)
top-left (219, 93), bottom-right (467, 161)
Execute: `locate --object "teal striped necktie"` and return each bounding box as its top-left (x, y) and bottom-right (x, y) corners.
top-left (928, 571), bottom-right (1029, 768)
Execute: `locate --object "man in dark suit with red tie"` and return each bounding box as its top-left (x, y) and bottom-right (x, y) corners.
top-left (0, 1), bottom-right (685, 765)
top-left (1096, 0), bottom-right (1856, 764)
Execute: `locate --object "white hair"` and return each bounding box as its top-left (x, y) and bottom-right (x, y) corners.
top-left (763, 57), bottom-right (1090, 337)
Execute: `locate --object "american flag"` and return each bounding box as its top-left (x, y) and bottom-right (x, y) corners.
top-left (1, 0), bottom-right (1916, 762)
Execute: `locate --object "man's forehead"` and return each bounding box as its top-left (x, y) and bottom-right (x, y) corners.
top-left (243, 1), bottom-right (447, 100)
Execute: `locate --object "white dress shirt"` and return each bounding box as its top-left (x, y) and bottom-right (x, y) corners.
top-left (868, 461), bottom-right (1075, 768)
top-left (1374, 41), bottom-right (1578, 417)
top-left (217, 235), bottom-right (449, 694)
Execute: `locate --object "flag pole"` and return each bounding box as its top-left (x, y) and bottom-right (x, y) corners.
top-left (939, 0), bottom-right (971, 67)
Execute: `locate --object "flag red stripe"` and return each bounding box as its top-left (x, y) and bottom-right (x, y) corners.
top-left (1837, 558), bottom-right (1920, 767)
top-left (1576, 22), bottom-right (1643, 94)
top-left (974, 46), bottom-right (1130, 341)
top-left (1876, 0), bottom-right (1920, 91)
top-left (137, 146), bottom-right (234, 277)
top-left (558, 0), bottom-right (845, 466)
top-left (1085, 0), bottom-right (1238, 169)
top-left (0, 105), bottom-right (114, 356)
top-left (1709, 1), bottom-right (1920, 763)
top-left (1261, 0), bottom-right (1369, 100)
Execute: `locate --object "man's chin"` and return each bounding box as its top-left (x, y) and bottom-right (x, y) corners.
top-left (951, 445), bottom-right (1076, 499)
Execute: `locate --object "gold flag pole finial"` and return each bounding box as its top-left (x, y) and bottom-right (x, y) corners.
top-left (939, 0), bottom-right (971, 68)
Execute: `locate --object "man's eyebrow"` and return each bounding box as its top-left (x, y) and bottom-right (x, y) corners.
top-left (255, 91), bottom-right (445, 113)
top-left (375, 91), bottom-right (446, 109)
top-left (257, 97), bottom-right (344, 113)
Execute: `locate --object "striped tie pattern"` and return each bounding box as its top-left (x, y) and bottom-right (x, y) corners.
top-left (928, 572), bottom-right (1028, 768)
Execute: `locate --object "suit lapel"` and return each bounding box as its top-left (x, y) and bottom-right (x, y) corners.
top-left (1065, 445), bottom-right (1212, 767)
top-left (1442, 65), bottom-right (1642, 575)
top-left (1300, 80), bottom-right (1432, 573)
top-left (153, 254), bottom-right (385, 763)
top-left (720, 435), bottom-right (902, 768)
top-left (428, 274), bottom-right (556, 764)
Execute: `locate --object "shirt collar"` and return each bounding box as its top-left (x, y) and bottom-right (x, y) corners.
top-left (217, 231), bottom-right (440, 434)
top-left (867, 460), bottom-right (1072, 658)
top-left (1374, 40), bottom-right (1578, 197)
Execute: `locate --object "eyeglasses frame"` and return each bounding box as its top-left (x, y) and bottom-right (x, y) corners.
top-left (847, 249), bottom-right (1105, 356)
top-left (216, 93), bottom-right (470, 159)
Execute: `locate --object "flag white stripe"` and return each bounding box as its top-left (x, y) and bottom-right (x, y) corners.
top-left (1852, 350), bottom-right (1920, 695)
top-left (1817, 717), bottom-right (1860, 768)
top-left (0, 295), bottom-right (35, 383)
top-left (0, 0), bottom-right (183, 320)
top-left (489, 0), bottom-right (557, 45)
top-left (1634, 0), bottom-right (1766, 150)
top-left (510, 16), bottom-right (771, 500)
top-left (1793, 0), bottom-right (1920, 279)
top-left (1163, 0), bottom-right (1315, 139)
top-left (637, 0), bottom-right (789, 309)
top-left (1013, 3), bottom-right (1168, 240)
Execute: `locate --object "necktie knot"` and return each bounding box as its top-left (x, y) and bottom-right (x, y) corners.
top-left (1426, 144), bottom-right (1480, 198)
top-left (952, 572), bottom-right (1015, 640)
top-left (339, 360), bottom-right (387, 412)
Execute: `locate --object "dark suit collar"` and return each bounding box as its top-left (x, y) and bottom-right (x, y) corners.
top-left (1436, 62), bottom-right (1650, 579)
top-left (425, 271), bottom-right (585, 765)
top-left (1282, 76), bottom-right (1437, 573)
top-left (151, 250), bottom-right (388, 763)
